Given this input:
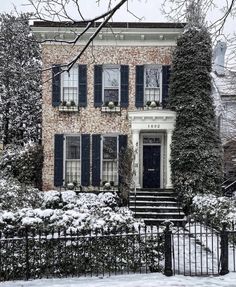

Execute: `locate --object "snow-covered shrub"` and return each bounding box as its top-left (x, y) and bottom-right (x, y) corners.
top-left (0, 143), bottom-right (43, 189)
top-left (0, 177), bottom-right (43, 211)
top-left (192, 194), bottom-right (236, 227)
top-left (169, 5), bottom-right (223, 204)
top-left (0, 191), bottom-right (140, 234)
top-left (0, 191), bottom-right (164, 278)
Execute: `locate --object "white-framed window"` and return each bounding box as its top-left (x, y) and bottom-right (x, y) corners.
top-left (102, 135), bottom-right (118, 185)
top-left (61, 65), bottom-right (78, 105)
top-left (144, 65), bottom-right (162, 103)
top-left (64, 135), bottom-right (81, 185)
top-left (103, 66), bottom-right (120, 106)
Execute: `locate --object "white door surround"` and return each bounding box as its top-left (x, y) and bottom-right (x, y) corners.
top-left (128, 109), bottom-right (176, 189)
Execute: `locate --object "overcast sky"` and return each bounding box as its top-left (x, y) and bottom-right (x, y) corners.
top-left (0, 0), bottom-right (234, 32)
top-left (0, 0), bottom-right (235, 66)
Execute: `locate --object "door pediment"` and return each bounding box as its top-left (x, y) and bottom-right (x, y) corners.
top-left (128, 110), bottom-right (176, 131)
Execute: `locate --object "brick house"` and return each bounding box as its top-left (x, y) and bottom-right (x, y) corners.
top-left (212, 40), bottom-right (236, 179)
top-left (32, 22), bottom-right (184, 192)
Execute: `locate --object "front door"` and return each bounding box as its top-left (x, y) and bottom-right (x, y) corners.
top-left (143, 145), bottom-right (161, 188)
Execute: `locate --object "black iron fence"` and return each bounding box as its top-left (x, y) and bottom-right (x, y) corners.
top-left (0, 221), bottom-right (236, 281)
top-left (0, 225), bottom-right (164, 281)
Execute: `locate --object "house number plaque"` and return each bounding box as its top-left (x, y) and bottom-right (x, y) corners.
top-left (147, 124), bottom-right (160, 129)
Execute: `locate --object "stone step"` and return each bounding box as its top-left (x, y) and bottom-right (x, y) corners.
top-left (129, 195), bottom-right (176, 202)
top-left (134, 212), bottom-right (185, 219)
top-left (130, 191), bottom-right (176, 197)
top-left (130, 206), bottom-right (183, 213)
top-left (129, 200), bottom-right (179, 207)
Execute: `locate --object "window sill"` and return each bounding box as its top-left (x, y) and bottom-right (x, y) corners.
top-left (58, 106), bottom-right (79, 112)
top-left (101, 106), bottom-right (121, 113)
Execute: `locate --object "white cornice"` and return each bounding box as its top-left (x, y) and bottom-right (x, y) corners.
top-left (32, 25), bottom-right (183, 46)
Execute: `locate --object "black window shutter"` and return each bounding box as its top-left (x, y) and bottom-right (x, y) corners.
top-left (52, 65), bottom-right (61, 107)
top-left (94, 65), bottom-right (103, 107)
top-left (119, 135), bottom-right (128, 185)
top-left (92, 134), bottom-right (101, 186)
top-left (54, 134), bottom-right (64, 187)
top-left (120, 65), bottom-right (129, 107)
top-left (162, 65), bottom-right (171, 108)
top-left (79, 65), bottom-right (87, 107)
top-left (81, 134), bottom-right (90, 186)
top-left (135, 65), bottom-right (144, 107)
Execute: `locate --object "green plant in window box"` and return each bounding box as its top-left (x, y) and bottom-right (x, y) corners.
top-left (61, 100), bottom-right (67, 106)
top-left (108, 101), bottom-right (115, 109)
top-left (103, 181), bottom-right (111, 190)
top-left (146, 101), bottom-right (151, 107)
top-left (110, 181), bottom-right (114, 187)
top-left (66, 101), bottom-right (71, 107)
top-left (73, 180), bottom-right (78, 187)
top-left (67, 182), bottom-right (75, 190)
top-left (70, 100), bottom-right (76, 107)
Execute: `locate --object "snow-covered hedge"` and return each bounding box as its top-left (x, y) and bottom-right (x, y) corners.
top-left (0, 190), bottom-right (140, 234)
top-left (0, 191), bottom-right (164, 278)
top-left (192, 194), bottom-right (236, 227)
top-left (0, 143), bottom-right (43, 188)
top-left (0, 177), bottom-right (43, 211)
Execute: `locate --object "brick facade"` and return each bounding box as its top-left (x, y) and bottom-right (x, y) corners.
top-left (37, 23), bottom-right (181, 190)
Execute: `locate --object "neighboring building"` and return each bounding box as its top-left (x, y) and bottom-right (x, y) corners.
top-left (32, 22), bottom-right (184, 191)
top-left (212, 40), bottom-right (236, 178)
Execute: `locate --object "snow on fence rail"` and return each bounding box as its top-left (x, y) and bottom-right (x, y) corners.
top-left (0, 221), bottom-right (236, 282)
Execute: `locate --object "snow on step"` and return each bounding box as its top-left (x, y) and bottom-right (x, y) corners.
top-left (130, 206), bottom-right (181, 210)
top-left (135, 212), bottom-right (185, 216)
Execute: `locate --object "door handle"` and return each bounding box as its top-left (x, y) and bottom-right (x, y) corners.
top-left (147, 168), bottom-right (155, 171)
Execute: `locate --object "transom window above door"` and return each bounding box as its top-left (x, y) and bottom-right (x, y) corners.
top-left (103, 66), bottom-right (120, 105)
top-left (144, 65), bottom-right (162, 104)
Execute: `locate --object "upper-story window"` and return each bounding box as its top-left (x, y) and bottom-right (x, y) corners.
top-left (94, 65), bottom-right (128, 109)
top-left (103, 66), bottom-right (120, 105)
top-left (144, 65), bottom-right (162, 103)
top-left (52, 64), bottom-right (87, 108)
top-left (61, 65), bottom-right (78, 105)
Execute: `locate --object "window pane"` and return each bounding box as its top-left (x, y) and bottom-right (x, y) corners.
top-left (66, 137), bottom-right (80, 159)
top-left (104, 68), bottom-right (119, 87)
top-left (102, 161), bottom-right (118, 184)
top-left (65, 160), bottom-right (81, 184)
top-left (104, 89), bottom-right (119, 103)
top-left (63, 87), bottom-right (78, 104)
top-left (144, 88), bottom-right (160, 102)
top-left (103, 137), bottom-right (117, 160)
top-left (145, 67), bottom-right (160, 88)
top-left (62, 66), bottom-right (78, 103)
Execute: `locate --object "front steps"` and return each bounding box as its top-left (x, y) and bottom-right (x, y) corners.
top-left (129, 189), bottom-right (185, 225)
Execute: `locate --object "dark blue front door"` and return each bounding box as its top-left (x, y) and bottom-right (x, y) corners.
top-left (143, 145), bottom-right (161, 188)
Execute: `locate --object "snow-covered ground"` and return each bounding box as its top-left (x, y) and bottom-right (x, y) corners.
top-left (1, 273), bottom-right (236, 287)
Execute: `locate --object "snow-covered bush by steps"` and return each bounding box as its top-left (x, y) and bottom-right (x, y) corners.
top-left (0, 177), bottom-right (43, 211)
top-left (192, 194), bottom-right (236, 227)
top-left (0, 143), bottom-right (43, 189)
top-left (0, 191), bottom-right (140, 234)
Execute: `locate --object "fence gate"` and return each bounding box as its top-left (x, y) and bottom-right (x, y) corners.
top-left (163, 221), bottom-right (236, 276)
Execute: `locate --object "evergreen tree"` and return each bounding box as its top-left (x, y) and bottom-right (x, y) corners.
top-left (0, 13), bottom-right (42, 145)
top-left (169, 1), bottom-right (223, 205)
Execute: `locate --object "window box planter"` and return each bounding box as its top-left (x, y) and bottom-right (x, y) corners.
top-left (101, 106), bottom-right (121, 113)
top-left (59, 105), bottom-right (79, 112)
top-left (144, 100), bottom-right (162, 110)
